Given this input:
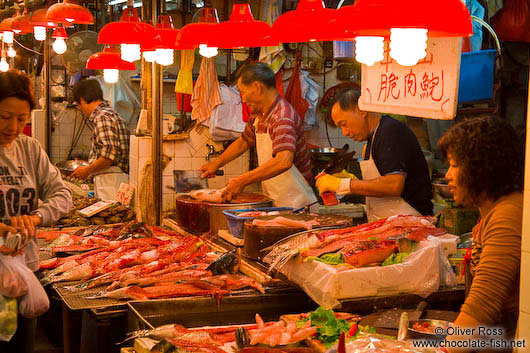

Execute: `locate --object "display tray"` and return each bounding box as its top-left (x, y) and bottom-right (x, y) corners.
top-left (53, 281), bottom-right (127, 311)
top-left (127, 285), bottom-right (316, 330)
top-left (54, 281), bottom-right (314, 313)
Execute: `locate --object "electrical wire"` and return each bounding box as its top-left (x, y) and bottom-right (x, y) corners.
top-left (66, 108), bottom-right (89, 160)
top-left (14, 38), bottom-right (43, 56)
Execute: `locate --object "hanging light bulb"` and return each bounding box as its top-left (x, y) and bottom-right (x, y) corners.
top-left (143, 50), bottom-right (156, 62)
top-left (53, 37), bottom-right (67, 54)
top-left (199, 44), bottom-right (218, 58)
top-left (6, 45), bottom-right (15, 58)
top-left (52, 27), bottom-right (68, 55)
top-left (103, 69), bottom-right (119, 83)
top-left (34, 26), bottom-right (46, 41)
top-left (355, 36), bottom-right (384, 66)
top-left (389, 28), bottom-right (428, 66)
top-left (3, 31), bottom-right (13, 44)
top-left (155, 48), bottom-right (173, 66)
top-left (121, 43), bottom-right (141, 62)
top-left (0, 57), bottom-right (8, 72)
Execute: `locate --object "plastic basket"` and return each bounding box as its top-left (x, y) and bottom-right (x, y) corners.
top-left (222, 207), bottom-right (294, 239)
top-left (458, 49), bottom-right (496, 103)
top-left (457, 16), bottom-right (501, 104)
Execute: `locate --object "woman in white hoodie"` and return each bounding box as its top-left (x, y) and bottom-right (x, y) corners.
top-left (0, 70), bottom-right (72, 353)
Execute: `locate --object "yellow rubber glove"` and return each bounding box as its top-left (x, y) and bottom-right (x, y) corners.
top-left (332, 169), bottom-right (358, 179)
top-left (315, 173), bottom-right (342, 195)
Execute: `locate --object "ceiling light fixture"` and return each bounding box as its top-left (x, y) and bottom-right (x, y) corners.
top-left (46, 0), bottom-right (94, 25)
top-left (86, 45), bottom-right (136, 83)
top-left (217, 4), bottom-right (277, 48)
top-left (30, 8), bottom-right (57, 41)
top-left (175, 8), bottom-right (221, 57)
top-left (272, 0), bottom-right (337, 43)
top-left (331, 0), bottom-right (472, 66)
top-left (98, 3), bottom-right (158, 63)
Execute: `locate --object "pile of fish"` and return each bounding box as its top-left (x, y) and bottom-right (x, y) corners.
top-left (263, 215), bottom-right (448, 271)
top-left (252, 217), bottom-right (321, 230)
top-left (38, 222), bottom-right (162, 255)
top-left (126, 313), bottom-right (320, 353)
top-left (40, 228), bottom-right (265, 300)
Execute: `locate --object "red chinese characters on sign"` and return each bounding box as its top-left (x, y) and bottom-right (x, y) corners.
top-left (377, 69), bottom-right (444, 103)
top-left (376, 48), bottom-right (444, 104)
top-left (378, 73), bottom-right (401, 102)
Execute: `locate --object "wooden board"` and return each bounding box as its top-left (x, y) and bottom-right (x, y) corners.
top-left (360, 37), bottom-right (461, 120)
top-left (218, 230), bottom-right (244, 247)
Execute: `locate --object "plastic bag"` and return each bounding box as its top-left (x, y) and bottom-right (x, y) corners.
top-left (280, 238), bottom-right (457, 308)
top-left (0, 254), bottom-right (29, 298)
top-left (17, 265), bottom-right (49, 319)
top-left (0, 296), bottom-right (17, 342)
top-left (491, 0), bottom-right (530, 42)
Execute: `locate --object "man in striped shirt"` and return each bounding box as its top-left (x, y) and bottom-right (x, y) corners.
top-left (201, 63), bottom-right (315, 207)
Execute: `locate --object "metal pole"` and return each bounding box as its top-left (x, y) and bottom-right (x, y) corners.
top-left (44, 28), bottom-right (52, 155)
top-left (152, 0), bottom-right (162, 225)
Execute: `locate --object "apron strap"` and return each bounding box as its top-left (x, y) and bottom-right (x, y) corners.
top-left (366, 121), bottom-right (381, 160)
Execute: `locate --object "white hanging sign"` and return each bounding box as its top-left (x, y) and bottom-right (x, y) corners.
top-left (359, 37), bottom-right (461, 120)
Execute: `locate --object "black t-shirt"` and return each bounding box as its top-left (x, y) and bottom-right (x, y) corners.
top-left (364, 116), bottom-right (433, 216)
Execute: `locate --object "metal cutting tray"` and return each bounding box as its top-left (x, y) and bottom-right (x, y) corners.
top-left (53, 281), bottom-right (126, 311)
top-left (54, 281), bottom-right (316, 313)
top-left (127, 285), bottom-right (316, 330)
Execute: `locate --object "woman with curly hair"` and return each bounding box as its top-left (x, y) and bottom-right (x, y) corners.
top-left (438, 117), bottom-right (522, 352)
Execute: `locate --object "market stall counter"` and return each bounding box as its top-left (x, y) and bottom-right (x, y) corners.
top-left (38, 219), bottom-right (316, 353)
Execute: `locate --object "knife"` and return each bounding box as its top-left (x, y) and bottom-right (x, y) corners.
top-left (373, 301), bottom-right (428, 329)
top-left (321, 151), bottom-right (356, 206)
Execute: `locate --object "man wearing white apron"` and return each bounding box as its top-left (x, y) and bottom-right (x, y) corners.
top-left (200, 63), bottom-right (316, 209)
top-left (316, 88), bottom-right (432, 221)
top-left (71, 79), bottom-right (130, 200)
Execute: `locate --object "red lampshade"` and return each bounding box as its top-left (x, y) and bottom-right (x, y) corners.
top-left (0, 17), bottom-right (15, 32)
top-left (29, 8), bottom-right (57, 28)
top-left (52, 26), bottom-right (68, 39)
top-left (86, 46), bottom-right (136, 70)
top-left (12, 14), bottom-right (33, 34)
top-left (156, 28), bottom-right (178, 49)
top-left (272, 0), bottom-right (337, 43)
top-left (332, 0), bottom-right (472, 40)
top-left (46, 0), bottom-right (94, 25)
top-left (217, 4), bottom-right (277, 49)
top-left (98, 8), bottom-right (158, 47)
top-left (154, 14), bottom-right (178, 49)
top-left (156, 14), bottom-right (173, 29)
top-left (175, 8), bottom-right (221, 49)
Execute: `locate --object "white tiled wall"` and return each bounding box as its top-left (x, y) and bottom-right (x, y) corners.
top-left (130, 127), bottom-right (251, 219)
top-left (50, 108), bottom-right (92, 164)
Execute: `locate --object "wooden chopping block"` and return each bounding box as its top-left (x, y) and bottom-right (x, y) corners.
top-left (243, 214), bottom-right (353, 260)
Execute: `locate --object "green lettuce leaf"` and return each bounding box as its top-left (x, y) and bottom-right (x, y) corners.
top-left (309, 307), bottom-right (352, 348)
top-left (305, 253), bottom-right (345, 265)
